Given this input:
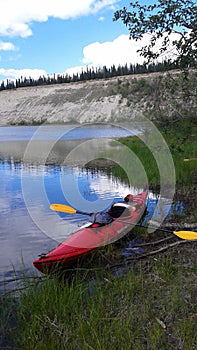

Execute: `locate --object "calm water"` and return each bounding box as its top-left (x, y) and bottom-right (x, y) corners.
top-left (0, 124), bottom-right (182, 293)
top-left (0, 159), bottom-right (137, 292)
top-left (0, 124), bottom-right (140, 142)
top-left (0, 124), bottom-right (142, 293)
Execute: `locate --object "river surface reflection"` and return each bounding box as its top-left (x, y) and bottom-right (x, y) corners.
top-left (0, 124), bottom-right (144, 293)
top-left (0, 159), bottom-right (140, 291)
top-left (0, 124), bottom-right (182, 293)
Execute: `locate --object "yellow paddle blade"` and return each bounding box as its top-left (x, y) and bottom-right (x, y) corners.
top-left (50, 204), bottom-right (77, 214)
top-left (173, 230), bottom-right (197, 240)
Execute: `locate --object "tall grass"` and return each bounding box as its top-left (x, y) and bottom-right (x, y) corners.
top-left (162, 119), bottom-right (197, 187)
top-left (1, 248), bottom-right (196, 350)
top-left (106, 119), bottom-right (197, 189)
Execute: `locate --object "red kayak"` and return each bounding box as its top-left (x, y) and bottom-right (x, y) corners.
top-left (33, 191), bottom-right (148, 274)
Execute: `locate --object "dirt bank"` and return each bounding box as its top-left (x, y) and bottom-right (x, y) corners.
top-left (0, 70), bottom-right (196, 126)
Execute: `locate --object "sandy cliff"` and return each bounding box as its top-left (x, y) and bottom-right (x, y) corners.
top-left (0, 78), bottom-right (132, 125)
top-left (0, 71), bottom-right (196, 125)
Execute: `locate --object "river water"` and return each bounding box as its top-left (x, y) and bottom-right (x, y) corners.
top-left (0, 124), bottom-right (183, 293)
top-left (0, 124), bottom-right (145, 293)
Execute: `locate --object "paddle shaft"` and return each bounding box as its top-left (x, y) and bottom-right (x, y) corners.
top-left (50, 203), bottom-right (197, 240)
top-left (117, 220), bottom-right (174, 234)
top-left (75, 209), bottom-right (92, 216)
top-left (116, 220), bottom-right (197, 240)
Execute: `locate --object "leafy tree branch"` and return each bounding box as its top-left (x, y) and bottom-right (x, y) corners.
top-left (113, 0), bottom-right (197, 67)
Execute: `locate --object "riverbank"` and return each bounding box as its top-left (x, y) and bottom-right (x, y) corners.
top-left (119, 118), bottom-right (197, 220)
top-left (1, 236), bottom-right (196, 349)
top-left (0, 70), bottom-right (196, 125)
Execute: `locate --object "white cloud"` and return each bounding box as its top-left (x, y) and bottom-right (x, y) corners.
top-left (82, 34), bottom-right (140, 67)
top-left (91, 0), bottom-right (118, 13)
top-left (65, 65), bottom-right (86, 77)
top-left (64, 34), bottom-right (151, 76)
top-left (0, 41), bottom-right (17, 51)
top-left (0, 68), bottom-right (48, 81)
top-left (0, 31), bottom-right (181, 82)
top-left (83, 33), bottom-right (181, 67)
top-left (64, 31), bottom-right (181, 76)
top-left (0, 0), bottom-right (120, 38)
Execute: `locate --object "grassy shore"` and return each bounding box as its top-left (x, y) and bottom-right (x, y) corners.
top-left (0, 118), bottom-right (197, 349)
top-left (106, 118), bottom-right (197, 220)
top-left (1, 245), bottom-right (196, 350)
top-left (111, 118), bottom-right (197, 189)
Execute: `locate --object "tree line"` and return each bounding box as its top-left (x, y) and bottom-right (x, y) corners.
top-left (0, 59), bottom-right (190, 91)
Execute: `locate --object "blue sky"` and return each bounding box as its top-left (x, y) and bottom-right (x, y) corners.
top-left (0, 0), bottom-right (179, 83)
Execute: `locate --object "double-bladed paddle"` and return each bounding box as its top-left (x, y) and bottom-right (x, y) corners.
top-left (50, 203), bottom-right (197, 241)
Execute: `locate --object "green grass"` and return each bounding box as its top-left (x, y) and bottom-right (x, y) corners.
top-left (112, 136), bottom-right (161, 186)
top-left (161, 118), bottom-right (197, 186)
top-left (10, 117), bottom-right (47, 126)
top-left (105, 118), bottom-right (197, 190)
top-left (1, 249), bottom-right (196, 350)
